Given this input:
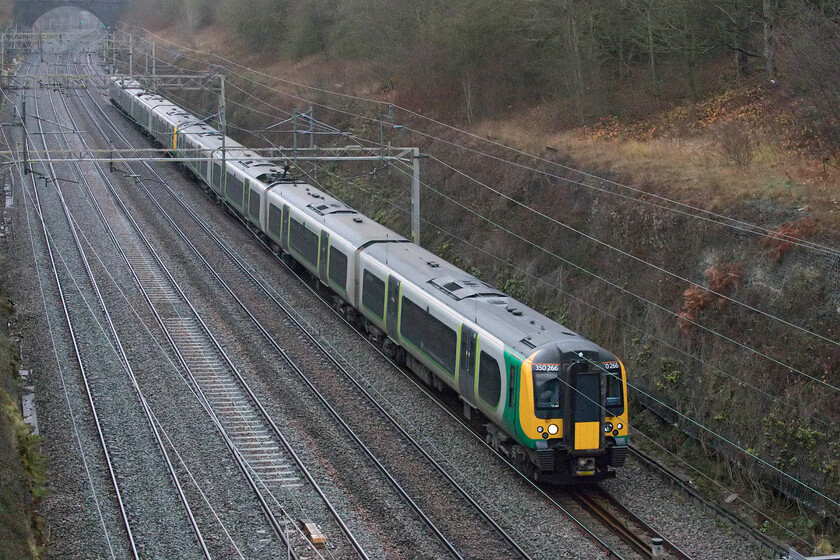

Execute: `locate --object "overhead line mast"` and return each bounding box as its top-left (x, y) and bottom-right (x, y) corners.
top-left (108, 30), bottom-right (425, 244)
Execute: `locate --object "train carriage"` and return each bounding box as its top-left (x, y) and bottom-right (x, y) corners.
top-left (263, 183), bottom-right (409, 309)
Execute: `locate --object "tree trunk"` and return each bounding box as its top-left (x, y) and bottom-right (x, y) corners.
top-left (569, 6), bottom-right (584, 123)
top-left (618, 26), bottom-right (626, 80)
top-left (462, 76), bottom-right (473, 123)
top-left (735, 7), bottom-right (750, 77)
top-left (645, 1), bottom-right (659, 99)
top-left (763, 0), bottom-right (778, 81)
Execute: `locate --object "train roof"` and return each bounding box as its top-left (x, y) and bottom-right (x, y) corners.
top-left (113, 77), bottom-right (251, 157)
top-left (363, 242), bottom-right (605, 358)
top-left (266, 182), bottom-right (408, 247)
top-left (113, 76), bottom-right (406, 247)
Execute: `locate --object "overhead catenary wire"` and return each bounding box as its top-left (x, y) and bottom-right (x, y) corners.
top-left (119, 24), bottom-right (840, 259)
top-left (208, 127), bottom-right (819, 548)
top-left (287, 160), bottom-right (834, 541)
top-left (61, 34), bottom-right (840, 398)
top-left (117, 19), bottom-right (840, 462)
top-left (115, 32), bottom-right (840, 367)
top-left (102, 42), bottom-right (840, 399)
top-left (425, 153), bottom-right (838, 348)
top-left (19, 45), bottom-right (325, 557)
top-left (59, 26), bottom-right (832, 544)
top-left (286, 160), bottom-right (836, 546)
top-left (367, 157), bottom-right (840, 394)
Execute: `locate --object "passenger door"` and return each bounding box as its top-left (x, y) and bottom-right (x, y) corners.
top-left (386, 276), bottom-right (400, 339)
top-left (281, 204), bottom-right (290, 251)
top-left (459, 325), bottom-right (477, 405)
top-left (318, 230), bottom-right (330, 282)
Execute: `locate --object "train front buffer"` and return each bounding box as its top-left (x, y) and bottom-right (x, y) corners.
top-left (519, 348), bottom-right (628, 483)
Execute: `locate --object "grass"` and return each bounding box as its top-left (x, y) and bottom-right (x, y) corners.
top-left (470, 85), bottom-right (840, 231)
top-left (120, 22), bottom-right (840, 553)
top-left (0, 298), bottom-right (42, 560)
top-left (135, 20), bottom-right (840, 231)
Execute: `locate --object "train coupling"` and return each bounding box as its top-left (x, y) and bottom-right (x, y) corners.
top-left (574, 456), bottom-right (596, 476)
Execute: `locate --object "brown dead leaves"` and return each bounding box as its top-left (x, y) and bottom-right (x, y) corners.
top-left (678, 263), bottom-right (743, 334)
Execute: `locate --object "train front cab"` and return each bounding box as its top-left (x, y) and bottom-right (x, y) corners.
top-left (518, 346), bottom-right (629, 483)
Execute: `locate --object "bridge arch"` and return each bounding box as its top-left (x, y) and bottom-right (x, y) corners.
top-left (14, 0), bottom-right (129, 28)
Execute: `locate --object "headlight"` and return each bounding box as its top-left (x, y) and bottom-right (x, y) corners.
top-left (603, 422), bottom-right (613, 432)
top-left (537, 426), bottom-right (543, 433)
top-left (616, 423), bottom-right (623, 430)
top-left (578, 458), bottom-right (588, 467)
top-left (548, 424), bottom-right (559, 435)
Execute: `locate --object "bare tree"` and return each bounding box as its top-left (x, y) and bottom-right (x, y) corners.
top-left (715, 0), bottom-right (761, 77)
top-left (778, 1), bottom-right (840, 154)
top-left (763, 0), bottom-right (779, 79)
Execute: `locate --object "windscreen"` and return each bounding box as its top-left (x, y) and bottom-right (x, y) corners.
top-left (533, 366), bottom-right (563, 419)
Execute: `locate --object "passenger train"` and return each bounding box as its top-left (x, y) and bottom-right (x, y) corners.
top-left (109, 76), bottom-right (629, 483)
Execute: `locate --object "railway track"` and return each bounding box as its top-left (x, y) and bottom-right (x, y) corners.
top-left (130, 31), bottom-right (809, 560)
top-left (95, 33), bottom-right (799, 559)
top-left (58, 40), bottom-right (367, 559)
top-left (7, 32), bottom-right (789, 560)
top-left (7, 34), bottom-right (544, 559)
top-left (629, 446), bottom-right (790, 559)
top-left (76, 39), bottom-right (705, 560)
top-left (568, 486), bottom-right (692, 560)
top-left (17, 49), bottom-right (208, 559)
top-left (19, 38), bottom-right (351, 559)
top-left (71, 40), bottom-right (537, 560)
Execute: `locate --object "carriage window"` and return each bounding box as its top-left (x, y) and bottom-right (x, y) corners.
top-left (289, 217), bottom-right (318, 266)
top-left (574, 374), bottom-right (601, 423)
top-left (268, 204), bottom-right (283, 237)
top-left (213, 162), bottom-right (222, 190)
top-left (478, 352), bottom-right (501, 408)
top-left (227, 174), bottom-right (245, 206)
top-left (362, 270), bottom-right (385, 319)
top-left (329, 247), bottom-right (348, 292)
top-left (248, 189), bottom-right (260, 220)
top-left (400, 297), bottom-right (456, 375)
top-left (186, 139), bottom-right (200, 172)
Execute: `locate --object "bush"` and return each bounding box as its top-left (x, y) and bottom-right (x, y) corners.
top-left (715, 121), bottom-right (754, 167)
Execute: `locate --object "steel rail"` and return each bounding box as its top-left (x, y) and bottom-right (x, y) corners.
top-left (87, 32), bottom-right (792, 560)
top-left (51, 42), bottom-right (313, 560)
top-left (587, 487), bottom-right (693, 560)
top-left (109, 164), bottom-right (470, 560)
top-left (77, 48), bottom-right (473, 560)
top-left (90, 57), bottom-right (647, 560)
top-left (70, 40), bottom-right (364, 560)
top-left (39, 45), bottom-right (217, 559)
top-left (629, 446), bottom-right (789, 559)
top-left (86, 32), bottom-right (704, 560)
top-left (84, 156), bottom-right (338, 560)
top-left (568, 488), bottom-right (651, 558)
top-left (568, 486), bottom-right (694, 560)
top-left (21, 55), bottom-right (139, 560)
